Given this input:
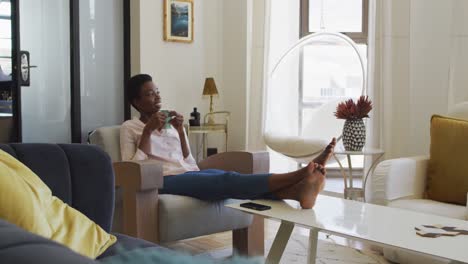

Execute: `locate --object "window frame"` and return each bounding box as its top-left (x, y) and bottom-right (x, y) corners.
top-left (300, 0), bottom-right (369, 43)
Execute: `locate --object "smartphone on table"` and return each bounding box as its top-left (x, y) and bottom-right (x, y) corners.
top-left (239, 202), bottom-right (271, 211)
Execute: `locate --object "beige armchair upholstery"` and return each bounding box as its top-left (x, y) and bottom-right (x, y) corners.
top-left (89, 126), bottom-right (266, 256)
top-left (365, 102), bottom-right (468, 264)
top-left (366, 156), bottom-right (467, 220)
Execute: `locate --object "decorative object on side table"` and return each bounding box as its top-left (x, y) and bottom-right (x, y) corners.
top-left (207, 147), bottom-right (218, 157)
top-left (334, 96), bottom-right (373, 151)
top-left (163, 0), bottom-right (194, 43)
top-left (203, 77), bottom-right (219, 124)
top-left (189, 107), bottom-right (200, 126)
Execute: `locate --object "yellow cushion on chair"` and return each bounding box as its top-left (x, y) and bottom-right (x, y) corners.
top-left (427, 115), bottom-right (468, 205)
top-left (0, 150), bottom-right (116, 258)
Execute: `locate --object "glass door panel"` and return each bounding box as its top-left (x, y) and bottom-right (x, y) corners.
top-left (20, 0), bottom-right (71, 143)
top-left (0, 0), bottom-right (13, 142)
top-left (80, 0), bottom-right (124, 142)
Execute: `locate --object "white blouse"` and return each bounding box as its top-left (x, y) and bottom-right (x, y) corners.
top-left (120, 118), bottom-right (199, 176)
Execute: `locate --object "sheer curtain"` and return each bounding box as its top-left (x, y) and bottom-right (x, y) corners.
top-left (368, 0), bottom-right (468, 159)
top-left (262, 0), bottom-right (301, 172)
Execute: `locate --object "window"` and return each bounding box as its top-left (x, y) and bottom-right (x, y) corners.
top-left (301, 0), bottom-right (368, 42)
top-left (300, 0), bottom-right (368, 169)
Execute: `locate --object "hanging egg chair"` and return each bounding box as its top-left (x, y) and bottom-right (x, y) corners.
top-left (264, 32), bottom-right (367, 163)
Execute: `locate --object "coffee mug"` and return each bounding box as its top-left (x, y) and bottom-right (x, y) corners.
top-left (160, 110), bottom-right (173, 129)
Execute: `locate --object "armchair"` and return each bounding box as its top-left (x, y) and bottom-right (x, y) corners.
top-left (365, 156), bottom-right (466, 219)
top-left (89, 126), bottom-right (266, 256)
top-left (365, 102), bottom-right (468, 264)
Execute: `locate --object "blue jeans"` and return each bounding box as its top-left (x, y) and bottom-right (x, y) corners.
top-left (160, 169), bottom-right (277, 201)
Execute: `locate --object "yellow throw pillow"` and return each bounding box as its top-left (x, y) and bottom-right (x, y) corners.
top-left (427, 115), bottom-right (468, 205)
top-left (0, 149), bottom-right (116, 258)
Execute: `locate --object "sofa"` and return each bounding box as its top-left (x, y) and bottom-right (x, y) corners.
top-left (0, 143), bottom-right (162, 263)
top-left (89, 126), bottom-right (266, 255)
top-left (365, 102), bottom-right (468, 264)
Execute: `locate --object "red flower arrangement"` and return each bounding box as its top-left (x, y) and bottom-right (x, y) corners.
top-left (334, 96), bottom-right (373, 120)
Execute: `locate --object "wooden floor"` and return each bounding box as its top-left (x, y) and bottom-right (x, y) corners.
top-left (164, 218), bottom-right (384, 258)
top-left (164, 183), bottom-right (384, 261)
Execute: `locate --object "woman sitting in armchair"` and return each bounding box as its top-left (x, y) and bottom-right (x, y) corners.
top-left (120, 74), bottom-right (336, 209)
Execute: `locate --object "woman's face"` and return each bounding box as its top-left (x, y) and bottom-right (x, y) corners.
top-left (133, 81), bottom-right (161, 114)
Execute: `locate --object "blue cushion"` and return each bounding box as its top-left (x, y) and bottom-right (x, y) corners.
top-left (99, 247), bottom-right (262, 264)
top-left (97, 233), bottom-right (163, 259)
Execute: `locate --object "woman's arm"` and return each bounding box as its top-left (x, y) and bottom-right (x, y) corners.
top-left (170, 111), bottom-right (190, 159)
top-left (178, 129), bottom-right (190, 159)
top-left (120, 124), bottom-right (148, 161)
top-left (133, 112), bottom-right (166, 158)
top-left (138, 128), bottom-right (153, 155)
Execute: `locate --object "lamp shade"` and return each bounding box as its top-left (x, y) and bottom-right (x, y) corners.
top-left (203, 77), bottom-right (219, 96)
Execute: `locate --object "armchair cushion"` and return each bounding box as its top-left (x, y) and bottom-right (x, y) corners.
top-left (89, 126), bottom-right (121, 162)
top-left (158, 195), bottom-right (253, 242)
top-left (427, 115), bottom-right (468, 205)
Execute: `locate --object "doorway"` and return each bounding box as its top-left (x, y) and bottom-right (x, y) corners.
top-left (0, 0), bottom-right (129, 143)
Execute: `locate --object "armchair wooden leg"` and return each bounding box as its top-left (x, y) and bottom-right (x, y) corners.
top-left (121, 188), bottom-right (160, 244)
top-left (233, 215), bottom-right (265, 256)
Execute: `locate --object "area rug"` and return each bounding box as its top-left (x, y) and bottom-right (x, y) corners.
top-left (202, 234), bottom-right (389, 264)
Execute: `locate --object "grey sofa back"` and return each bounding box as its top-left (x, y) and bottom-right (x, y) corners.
top-left (0, 143), bottom-right (115, 232)
top-left (0, 219), bottom-right (96, 264)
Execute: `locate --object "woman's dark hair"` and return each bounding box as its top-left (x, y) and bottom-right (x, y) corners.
top-left (127, 74), bottom-right (152, 109)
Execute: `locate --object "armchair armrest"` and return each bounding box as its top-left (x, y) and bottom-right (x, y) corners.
top-left (112, 160), bottom-right (164, 243)
top-left (365, 156), bottom-right (429, 205)
top-left (198, 151), bottom-right (269, 174)
top-left (113, 160), bottom-right (164, 191)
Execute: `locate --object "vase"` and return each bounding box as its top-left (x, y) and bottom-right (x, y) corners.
top-left (342, 119), bottom-right (366, 151)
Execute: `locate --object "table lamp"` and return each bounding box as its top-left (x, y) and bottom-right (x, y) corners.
top-left (203, 77), bottom-right (219, 124)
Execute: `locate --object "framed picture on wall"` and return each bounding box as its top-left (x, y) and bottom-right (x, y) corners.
top-left (163, 0), bottom-right (194, 43)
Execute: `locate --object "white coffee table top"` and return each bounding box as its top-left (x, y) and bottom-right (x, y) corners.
top-left (227, 196), bottom-right (468, 263)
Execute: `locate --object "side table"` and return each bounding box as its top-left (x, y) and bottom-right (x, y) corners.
top-left (332, 148), bottom-right (384, 202)
top-left (185, 123), bottom-right (228, 160)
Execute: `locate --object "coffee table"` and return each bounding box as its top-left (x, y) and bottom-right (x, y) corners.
top-left (226, 196), bottom-right (468, 264)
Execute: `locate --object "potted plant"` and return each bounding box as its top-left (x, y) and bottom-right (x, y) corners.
top-left (334, 96), bottom-right (373, 151)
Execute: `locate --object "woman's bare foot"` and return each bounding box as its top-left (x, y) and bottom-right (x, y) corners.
top-left (267, 139), bottom-right (334, 192)
top-left (275, 163), bottom-right (326, 209)
top-left (312, 138), bottom-right (337, 166)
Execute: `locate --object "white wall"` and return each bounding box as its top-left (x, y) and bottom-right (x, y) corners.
top-left (408, 0), bottom-right (452, 156)
top-left (131, 0), bottom-right (224, 123)
top-left (246, 0), bottom-right (267, 151)
top-left (221, 0), bottom-right (249, 151)
top-left (374, 0), bottom-right (468, 159)
top-left (131, 0), bottom-right (254, 152)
